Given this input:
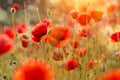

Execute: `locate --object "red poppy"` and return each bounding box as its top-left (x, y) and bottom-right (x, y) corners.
top-left (63, 59), bottom-right (79, 71)
top-left (17, 23), bottom-right (27, 34)
top-left (110, 32), bottom-right (120, 42)
top-left (43, 19), bottom-right (51, 26)
top-left (67, 21), bottom-right (74, 28)
top-left (52, 52), bottom-right (63, 61)
top-left (12, 3), bottom-right (19, 10)
top-left (79, 28), bottom-right (92, 38)
top-left (90, 10), bottom-right (103, 22)
top-left (76, 47), bottom-right (87, 57)
top-left (70, 10), bottom-right (79, 19)
top-left (13, 59), bottom-right (54, 80)
top-left (31, 22), bottom-right (47, 42)
top-left (31, 35), bottom-right (42, 42)
top-left (88, 60), bottom-right (97, 68)
top-left (4, 27), bottom-right (14, 39)
top-left (108, 17), bottom-right (117, 25)
top-left (96, 69), bottom-right (120, 80)
top-left (0, 34), bottom-right (15, 55)
top-left (70, 40), bottom-right (78, 48)
top-left (46, 26), bottom-right (72, 48)
top-left (77, 14), bottom-right (92, 26)
top-left (107, 5), bottom-right (116, 14)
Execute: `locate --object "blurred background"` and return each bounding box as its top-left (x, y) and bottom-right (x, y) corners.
top-left (0, 0), bottom-right (119, 26)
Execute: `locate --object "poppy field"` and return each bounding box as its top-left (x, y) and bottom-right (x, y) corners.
top-left (0, 0), bottom-right (120, 80)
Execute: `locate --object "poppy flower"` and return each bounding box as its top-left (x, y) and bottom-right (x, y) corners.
top-left (96, 68), bottom-right (120, 80)
top-left (43, 19), bottom-right (51, 26)
top-left (45, 35), bottom-right (60, 47)
top-left (79, 28), bottom-right (92, 38)
top-left (70, 10), bottom-right (79, 19)
top-left (50, 27), bottom-right (72, 41)
top-left (52, 52), bottom-right (63, 61)
top-left (11, 3), bottom-right (19, 10)
top-left (63, 59), bottom-right (79, 71)
top-left (90, 10), bottom-right (103, 22)
top-left (31, 22), bottom-right (47, 42)
top-left (107, 5), bottom-right (116, 14)
top-left (70, 40), bottom-right (78, 48)
top-left (67, 21), bottom-right (74, 28)
top-left (46, 26), bottom-right (72, 48)
top-left (76, 47), bottom-right (87, 57)
top-left (0, 34), bottom-right (15, 55)
top-left (108, 17), bottom-right (117, 25)
top-left (77, 14), bottom-right (92, 26)
top-left (17, 23), bottom-right (27, 34)
top-left (110, 32), bottom-right (120, 42)
top-left (4, 27), bottom-right (14, 39)
top-left (31, 35), bottom-right (42, 42)
top-left (13, 59), bottom-right (54, 80)
top-left (88, 60), bottom-right (97, 68)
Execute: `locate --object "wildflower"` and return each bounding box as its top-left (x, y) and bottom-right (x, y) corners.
top-left (52, 52), bottom-right (63, 61)
top-left (63, 59), bottom-right (79, 71)
top-left (70, 10), bottom-right (79, 19)
top-left (110, 32), bottom-right (120, 42)
top-left (79, 28), bottom-right (92, 38)
top-left (0, 34), bottom-right (15, 55)
top-left (77, 14), bottom-right (92, 26)
top-left (88, 60), bottom-right (97, 68)
top-left (11, 3), bottom-right (19, 10)
top-left (76, 47), bottom-right (87, 57)
top-left (17, 23), bottom-right (27, 34)
top-left (96, 69), bottom-right (120, 80)
top-left (90, 10), bottom-right (103, 22)
top-left (46, 26), bottom-right (72, 48)
top-left (43, 19), bottom-right (51, 26)
top-left (4, 27), bottom-right (14, 39)
top-left (13, 59), bottom-right (54, 80)
top-left (70, 40), bottom-right (79, 48)
top-left (107, 5), bottom-right (116, 14)
top-left (31, 22), bottom-right (47, 42)
top-left (108, 17), bottom-right (117, 25)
